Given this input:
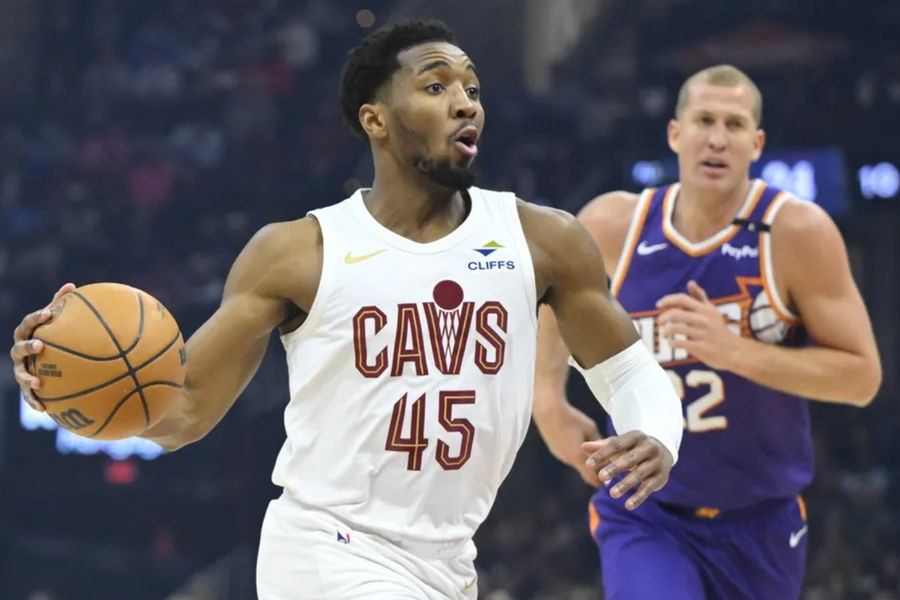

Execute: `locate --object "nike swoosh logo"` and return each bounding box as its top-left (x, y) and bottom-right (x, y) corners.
top-left (462, 577), bottom-right (477, 592)
top-left (636, 241), bottom-right (668, 256)
top-left (789, 524), bottom-right (808, 548)
top-left (344, 249), bottom-right (387, 264)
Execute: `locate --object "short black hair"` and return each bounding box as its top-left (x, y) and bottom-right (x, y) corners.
top-left (339, 19), bottom-right (457, 143)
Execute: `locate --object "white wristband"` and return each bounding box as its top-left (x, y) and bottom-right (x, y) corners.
top-left (570, 340), bottom-right (683, 464)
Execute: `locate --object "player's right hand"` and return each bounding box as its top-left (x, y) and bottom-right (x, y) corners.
top-left (10, 283), bottom-right (77, 412)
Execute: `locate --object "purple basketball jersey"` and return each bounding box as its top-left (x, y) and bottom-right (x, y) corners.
top-left (606, 179), bottom-right (814, 509)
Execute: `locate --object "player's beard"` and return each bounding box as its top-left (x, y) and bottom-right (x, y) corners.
top-left (413, 156), bottom-right (476, 191)
top-left (393, 115), bottom-right (476, 191)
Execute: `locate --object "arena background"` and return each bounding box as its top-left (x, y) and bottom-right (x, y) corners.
top-left (0, 1), bottom-right (897, 598)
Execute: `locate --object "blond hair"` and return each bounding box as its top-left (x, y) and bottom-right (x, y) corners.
top-left (675, 64), bottom-right (763, 126)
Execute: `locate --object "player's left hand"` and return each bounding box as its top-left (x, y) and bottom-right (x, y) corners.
top-left (582, 431), bottom-right (674, 510)
top-left (655, 280), bottom-right (741, 370)
top-left (534, 401), bottom-right (602, 487)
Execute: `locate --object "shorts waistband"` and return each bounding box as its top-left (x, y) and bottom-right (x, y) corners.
top-left (656, 495), bottom-right (800, 522)
top-left (277, 491), bottom-right (473, 560)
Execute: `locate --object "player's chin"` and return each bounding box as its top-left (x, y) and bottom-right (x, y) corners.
top-left (454, 157), bottom-right (476, 171)
top-left (437, 155), bottom-right (474, 172)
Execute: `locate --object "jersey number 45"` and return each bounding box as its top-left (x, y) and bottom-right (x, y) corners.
top-left (385, 391), bottom-right (475, 471)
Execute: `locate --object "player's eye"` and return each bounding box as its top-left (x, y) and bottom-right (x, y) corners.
top-left (466, 86), bottom-right (480, 100)
top-left (426, 83), bottom-right (445, 94)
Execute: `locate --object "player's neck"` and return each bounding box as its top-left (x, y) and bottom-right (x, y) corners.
top-left (365, 172), bottom-right (469, 244)
top-left (673, 179), bottom-right (753, 242)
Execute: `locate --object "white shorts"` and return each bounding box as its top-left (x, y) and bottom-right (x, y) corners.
top-left (256, 493), bottom-right (479, 600)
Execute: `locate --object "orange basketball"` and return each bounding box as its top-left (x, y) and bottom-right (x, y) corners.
top-left (26, 282), bottom-right (186, 441)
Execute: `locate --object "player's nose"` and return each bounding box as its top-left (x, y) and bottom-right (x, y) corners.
top-left (450, 87), bottom-right (478, 120)
top-left (706, 123), bottom-right (727, 149)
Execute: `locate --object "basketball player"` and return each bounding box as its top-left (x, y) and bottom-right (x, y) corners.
top-left (534, 65), bottom-right (882, 599)
top-left (10, 21), bottom-right (683, 599)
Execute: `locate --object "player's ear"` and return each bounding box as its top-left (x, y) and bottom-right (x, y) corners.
top-left (360, 103), bottom-right (388, 142)
top-left (751, 128), bottom-right (765, 162)
top-left (667, 119), bottom-right (680, 154)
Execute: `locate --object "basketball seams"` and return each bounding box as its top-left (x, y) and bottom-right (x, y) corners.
top-left (72, 290), bottom-right (128, 356)
top-left (120, 290), bottom-right (145, 354)
top-left (32, 337), bottom-right (124, 361)
top-left (32, 292), bottom-right (144, 361)
top-left (89, 381), bottom-right (183, 438)
top-left (38, 371), bottom-right (132, 402)
top-left (72, 290), bottom-right (151, 430)
top-left (37, 329), bottom-right (183, 402)
top-left (131, 330), bottom-right (183, 373)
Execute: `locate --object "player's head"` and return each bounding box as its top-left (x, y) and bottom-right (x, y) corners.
top-left (340, 19), bottom-right (483, 191)
top-left (668, 65), bottom-right (765, 194)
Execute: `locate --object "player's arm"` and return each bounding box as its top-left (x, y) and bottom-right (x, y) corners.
top-left (745, 200), bottom-right (881, 404)
top-left (659, 200), bottom-right (881, 406)
top-left (522, 200), bottom-right (682, 510)
top-left (533, 192), bottom-right (635, 486)
top-left (142, 218), bottom-right (321, 450)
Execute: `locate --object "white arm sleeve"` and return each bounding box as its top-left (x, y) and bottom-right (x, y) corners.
top-left (569, 340), bottom-right (683, 464)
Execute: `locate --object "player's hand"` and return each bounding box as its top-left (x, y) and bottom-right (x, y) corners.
top-left (10, 283), bottom-right (77, 411)
top-left (583, 430), bottom-right (674, 510)
top-left (534, 402), bottom-right (602, 486)
top-left (656, 280), bottom-right (741, 370)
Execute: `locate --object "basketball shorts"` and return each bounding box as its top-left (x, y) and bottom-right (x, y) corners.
top-left (589, 488), bottom-right (808, 600)
top-left (257, 492), bottom-right (478, 600)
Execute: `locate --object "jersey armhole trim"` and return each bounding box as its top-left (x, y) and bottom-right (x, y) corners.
top-left (610, 188), bottom-right (654, 296)
top-left (760, 192), bottom-right (801, 325)
top-left (504, 192), bottom-right (538, 332)
top-left (281, 213), bottom-right (336, 347)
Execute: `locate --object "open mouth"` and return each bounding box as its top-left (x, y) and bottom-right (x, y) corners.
top-left (701, 159), bottom-right (727, 170)
top-left (453, 127), bottom-right (479, 160)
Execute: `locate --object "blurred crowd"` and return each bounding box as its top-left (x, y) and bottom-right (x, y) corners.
top-left (1, 1), bottom-right (898, 599)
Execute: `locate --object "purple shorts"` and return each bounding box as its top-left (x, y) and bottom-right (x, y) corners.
top-left (589, 490), bottom-right (808, 600)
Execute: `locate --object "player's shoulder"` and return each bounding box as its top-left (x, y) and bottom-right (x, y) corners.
top-left (578, 190), bottom-right (641, 225)
top-left (240, 217), bottom-right (322, 274)
top-left (771, 192), bottom-right (841, 252)
top-left (770, 194), bottom-right (837, 239)
top-left (514, 198), bottom-right (582, 241)
top-left (251, 217), bottom-right (320, 251)
top-left (514, 198), bottom-right (605, 277)
top-left (768, 195), bottom-right (846, 279)
top-left (513, 190), bottom-right (640, 226)
top-left (516, 191), bottom-right (640, 260)
top-left (577, 190), bottom-right (640, 249)
top-left (230, 217), bottom-right (323, 302)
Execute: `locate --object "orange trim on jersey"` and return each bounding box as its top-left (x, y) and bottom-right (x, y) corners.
top-left (630, 276), bottom-right (760, 367)
top-left (762, 190), bottom-right (789, 223)
top-left (588, 501), bottom-right (600, 538)
top-left (759, 192), bottom-right (801, 327)
top-left (797, 495), bottom-right (807, 522)
top-left (629, 285), bottom-right (756, 319)
top-left (695, 507), bottom-right (721, 519)
top-left (663, 182), bottom-right (767, 257)
top-left (610, 189), bottom-right (654, 296)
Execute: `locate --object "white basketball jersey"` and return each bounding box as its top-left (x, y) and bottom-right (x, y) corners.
top-left (271, 187), bottom-right (538, 546)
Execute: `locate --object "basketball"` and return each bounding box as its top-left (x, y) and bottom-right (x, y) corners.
top-left (26, 282), bottom-right (186, 441)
